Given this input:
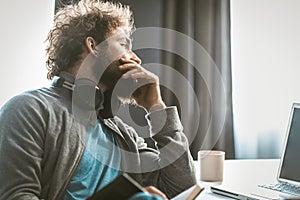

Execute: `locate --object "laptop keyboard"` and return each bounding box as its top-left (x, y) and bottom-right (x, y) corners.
top-left (259, 182), bottom-right (300, 196)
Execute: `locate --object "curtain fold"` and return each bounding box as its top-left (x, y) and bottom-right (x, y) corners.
top-left (160, 0), bottom-right (235, 159)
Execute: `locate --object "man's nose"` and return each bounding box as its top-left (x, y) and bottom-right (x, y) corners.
top-left (128, 51), bottom-right (142, 65)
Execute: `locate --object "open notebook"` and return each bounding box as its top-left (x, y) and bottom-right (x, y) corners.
top-left (88, 173), bottom-right (203, 200)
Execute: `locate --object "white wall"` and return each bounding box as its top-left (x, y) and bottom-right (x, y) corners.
top-left (0, 0), bottom-right (54, 107)
top-left (231, 0), bottom-right (300, 158)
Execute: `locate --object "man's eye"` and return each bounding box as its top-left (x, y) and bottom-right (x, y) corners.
top-left (120, 42), bottom-right (127, 46)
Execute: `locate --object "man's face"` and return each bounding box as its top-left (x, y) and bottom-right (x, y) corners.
top-left (97, 27), bottom-right (141, 92)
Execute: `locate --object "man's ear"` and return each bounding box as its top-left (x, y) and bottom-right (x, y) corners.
top-left (85, 37), bottom-right (98, 56)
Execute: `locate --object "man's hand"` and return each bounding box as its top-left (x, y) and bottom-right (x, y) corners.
top-left (119, 56), bottom-right (166, 112)
top-left (144, 186), bottom-right (168, 200)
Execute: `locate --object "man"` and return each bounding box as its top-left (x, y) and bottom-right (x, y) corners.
top-left (0, 0), bottom-right (196, 199)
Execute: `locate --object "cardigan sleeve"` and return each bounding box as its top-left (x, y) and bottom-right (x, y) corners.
top-left (0, 93), bottom-right (46, 200)
top-left (140, 106), bottom-right (197, 198)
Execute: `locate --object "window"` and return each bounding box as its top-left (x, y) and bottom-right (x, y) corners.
top-left (0, 0), bottom-right (53, 107)
top-left (231, 0), bottom-right (300, 158)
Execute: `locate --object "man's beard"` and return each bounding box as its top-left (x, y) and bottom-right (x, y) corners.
top-left (98, 59), bottom-right (142, 105)
top-left (97, 81), bottom-right (141, 119)
top-left (110, 77), bottom-right (141, 105)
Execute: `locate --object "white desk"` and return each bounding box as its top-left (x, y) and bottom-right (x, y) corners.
top-left (194, 159), bottom-right (280, 199)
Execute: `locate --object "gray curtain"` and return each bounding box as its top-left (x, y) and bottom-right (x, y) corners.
top-left (160, 0), bottom-right (235, 159)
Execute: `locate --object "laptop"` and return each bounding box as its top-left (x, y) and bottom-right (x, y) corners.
top-left (211, 103), bottom-right (300, 200)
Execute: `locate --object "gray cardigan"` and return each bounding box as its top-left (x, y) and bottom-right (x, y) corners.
top-left (0, 81), bottom-right (196, 199)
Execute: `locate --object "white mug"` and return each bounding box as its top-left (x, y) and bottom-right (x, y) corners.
top-left (198, 150), bottom-right (225, 182)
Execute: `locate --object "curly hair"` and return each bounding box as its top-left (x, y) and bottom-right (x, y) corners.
top-left (45, 0), bottom-right (134, 80)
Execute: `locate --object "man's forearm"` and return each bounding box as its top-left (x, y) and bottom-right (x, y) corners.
top-left (142, 106), bottom-right (196, 198)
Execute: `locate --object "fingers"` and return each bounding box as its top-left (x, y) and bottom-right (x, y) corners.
top-left (122, 70), bottom-right (148, 80)
top-left (119, 55), bottom-right (141, 65)
top-left (121, 68), bottom-right (140, 78)
top-left (118, 62), bottom-right (139, 72)
top-left (144, 186), bottom-right (168, 200)
top-left (120, 63), bottom-right (158, 83)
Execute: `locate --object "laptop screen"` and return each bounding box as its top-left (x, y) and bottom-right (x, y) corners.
top-left (279, 104), bottom-right (300, 184)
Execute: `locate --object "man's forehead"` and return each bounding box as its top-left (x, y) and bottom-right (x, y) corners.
top-left (108, 27), bottom-right (132, 40)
